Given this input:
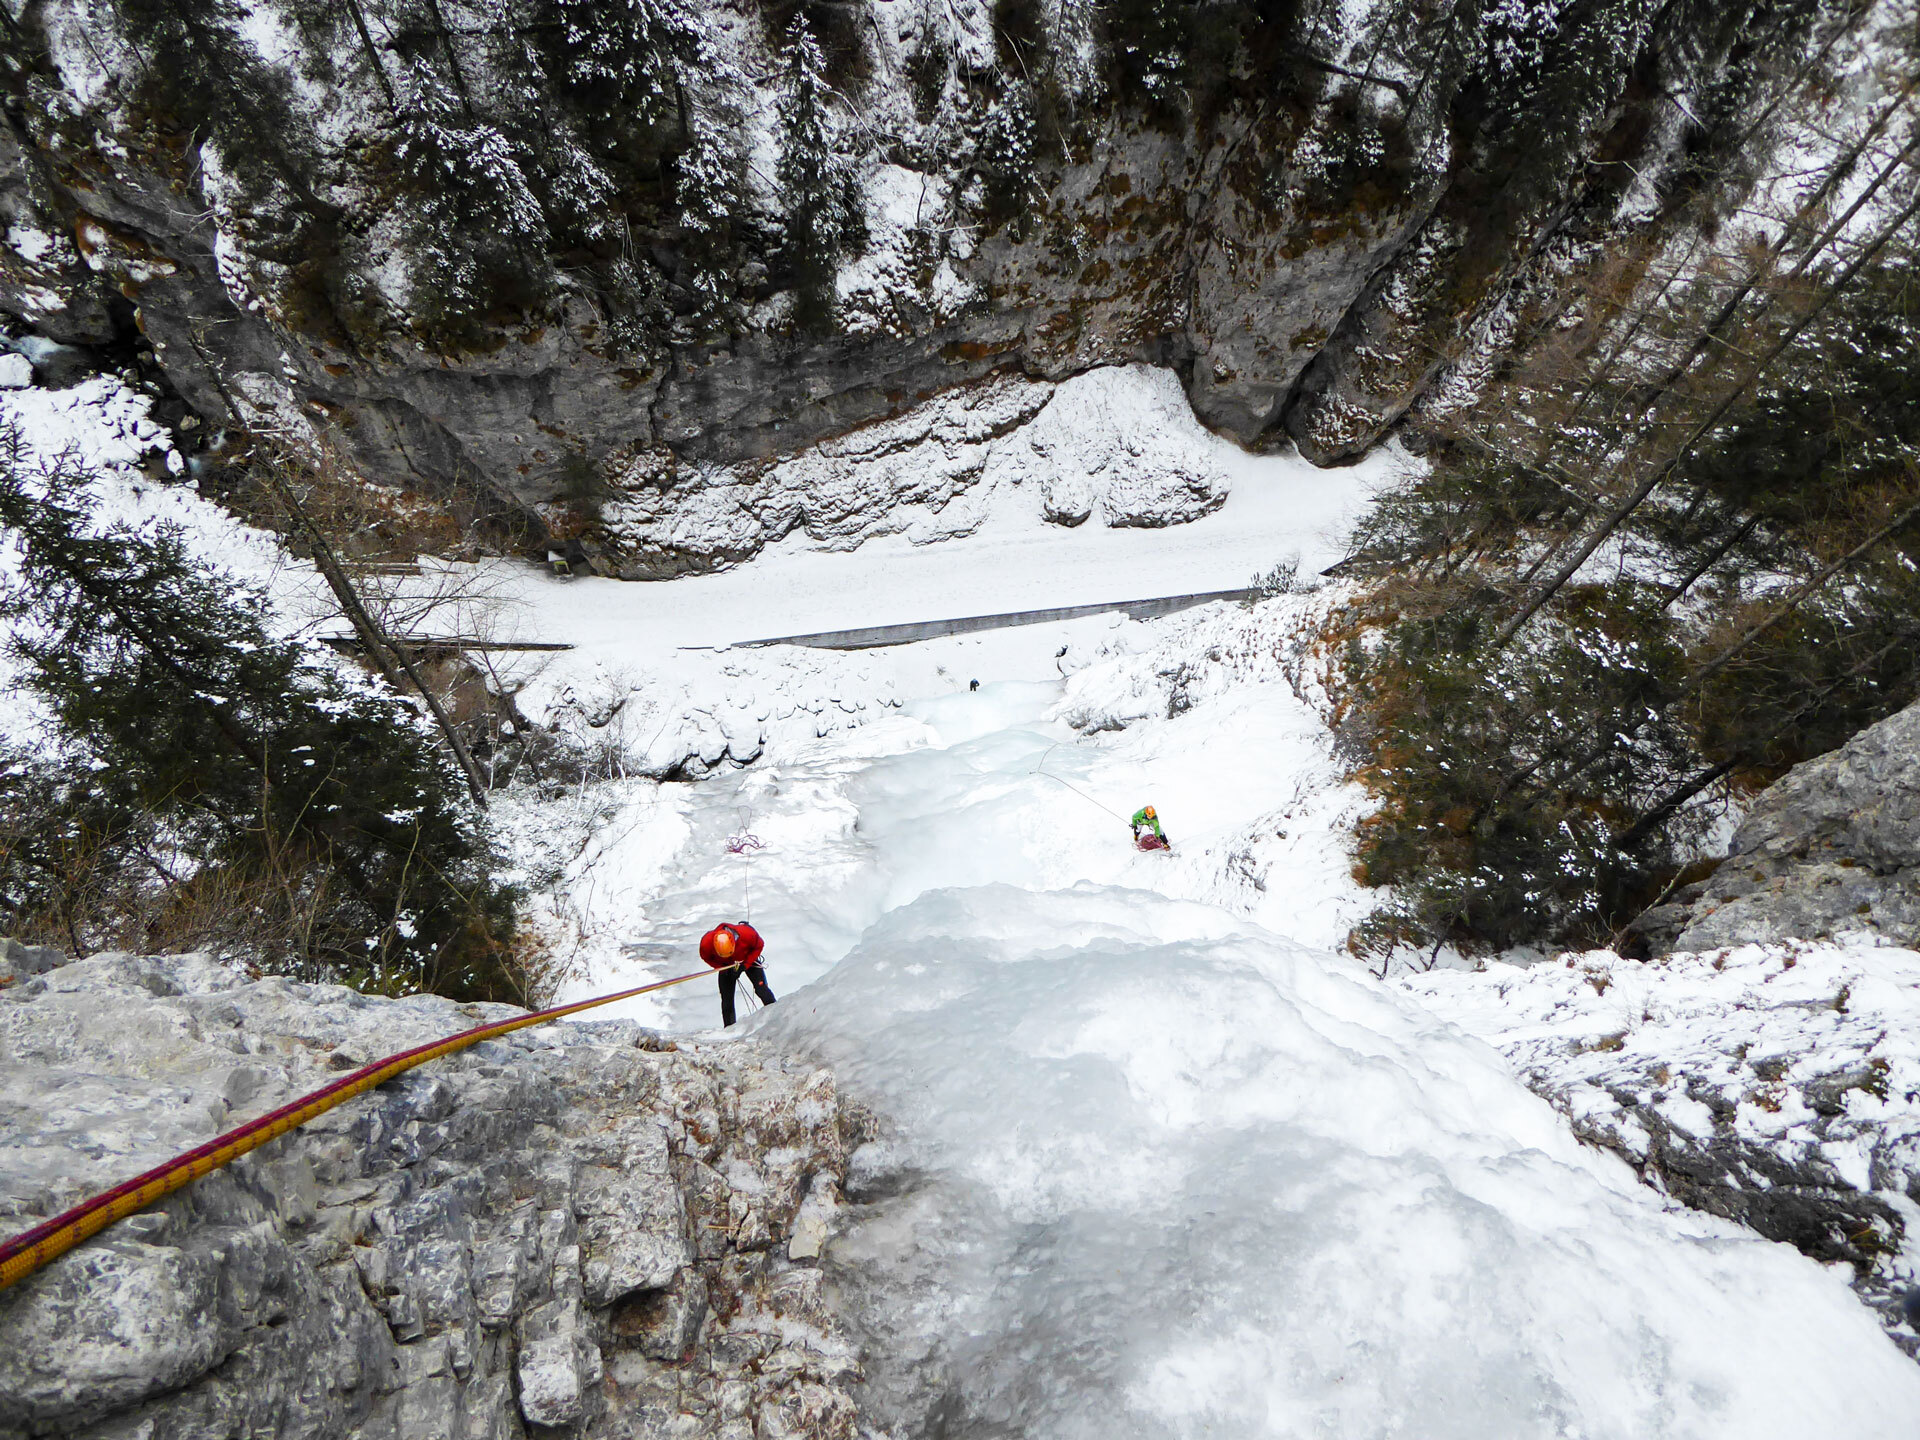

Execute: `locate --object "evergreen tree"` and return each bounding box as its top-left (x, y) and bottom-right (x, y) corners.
top-left (539, 0), bottom-right (696, 131)
top-left (478, 7), bottom-right (620, 246)
top-left (1334, 215), bottom-right (1920, 960)
top-left (0, 430), bottom-right (519, 998)
top-left (776, 15), bottom-right (865, 332)
top-left (975, 79), bottom-right (1038, 229)
top-left (395, 57), bottom-right (552, 347)
top-left (673, 105), bottom-right (748, 331)
top-left (0, 741), bottom-right (155, 958)
top-left (1109, 0), bottom-right (1188, 107)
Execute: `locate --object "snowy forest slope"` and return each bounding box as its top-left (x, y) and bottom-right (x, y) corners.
top-left (0, 0), bottom-right (1883, 576)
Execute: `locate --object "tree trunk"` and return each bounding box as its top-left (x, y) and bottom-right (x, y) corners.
top-left (1486, 186), bottom-right (1920, 652)
top-left (260, 467), bottom-right (494, 809)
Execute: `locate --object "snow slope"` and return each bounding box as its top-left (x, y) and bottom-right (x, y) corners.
top-left (0, 375), bottom-right (295, 593)
top-left (1406, 939), bottom-right (1920, 1338)
top-left (511, 592), bottom-right (1372, 1025)
top-left (525, 606), bottom-right (1920, 1435)
top-left (782, 891), bottom-right (1920, 1439)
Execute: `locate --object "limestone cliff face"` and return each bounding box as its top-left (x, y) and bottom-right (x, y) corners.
top-left (0, 0), bottom-right (1843, 570)
top-left (0, 949), bottom-right (860, 1440)
top-left (1628, 698), bottom-right (1920, 958)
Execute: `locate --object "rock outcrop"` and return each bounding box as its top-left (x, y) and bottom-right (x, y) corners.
top-left (590, 363), bottom-right (1236, 576)
top-left (1628, 699), bottom-right (1920, 957)
top-left (0, 949), bottom-right (861, 1440)
top-left (1403, 941), bottom-right (1920, 1356)
top-left (0, 0), bottom-right (1843, 570)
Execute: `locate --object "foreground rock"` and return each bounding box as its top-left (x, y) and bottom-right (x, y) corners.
top-left (0, 951), bottom-right (861, 1440)
top-left (1629, 699), bottom-right (1920, 956)
top-left (1404, 940), bottom-right (1920, 1356)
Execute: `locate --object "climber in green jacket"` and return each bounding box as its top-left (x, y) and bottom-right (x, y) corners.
top-left (1131, 804), bottom-right (1169, 850)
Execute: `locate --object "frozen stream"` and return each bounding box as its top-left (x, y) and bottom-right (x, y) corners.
top-left (547, 673), bottom-right (1920, 1437)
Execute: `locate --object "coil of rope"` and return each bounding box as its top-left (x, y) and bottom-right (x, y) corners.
top-left (0, 965), bottom-right (730, 1293)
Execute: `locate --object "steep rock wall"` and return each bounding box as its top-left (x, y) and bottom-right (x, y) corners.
top-left (0, 948), bottom-right (860, 1440)
top-left (0, 0), bottom-right (1850, 571)
top-left (1629, 698), bottom-right (1920, 957)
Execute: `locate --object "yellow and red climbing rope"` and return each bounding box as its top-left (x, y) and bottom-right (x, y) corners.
top-left (0, 966), bottom-right (725, 1293)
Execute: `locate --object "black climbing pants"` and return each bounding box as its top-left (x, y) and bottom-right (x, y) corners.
top-left (719, 963), bottom-right (777, 1026)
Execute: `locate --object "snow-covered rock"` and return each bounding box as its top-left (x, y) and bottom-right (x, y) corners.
top-left (4, 0), bottom-right (1844, 518)
top-left (1049, 586), bottom-right (1335, 732)
top-left (601, 372), bottom-right (1054, 576)
top-left (1630, 698), bottom-right (1920, 955)
top-left (1405, 938), bottom-right (1920, 1352)
top-left (599, 364), bottom-right (1243, 575)
top-left (0, 373), bottom-right (185, 478)
top-left (0, 950), bottom-right (859, 1439)
top-left (982, 365), bottom-right (1232, 529)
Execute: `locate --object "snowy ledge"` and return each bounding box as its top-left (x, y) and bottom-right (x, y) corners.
top-left (1405, 936), bottom-right (1920, 1354)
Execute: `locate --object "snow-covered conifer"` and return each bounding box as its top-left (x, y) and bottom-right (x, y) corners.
top-left (397, 59), bottom-right (547, 244)
top-left (394, 57), bottom-right (551, 342)
top-left (976, 80), bottom-right (1038, 223)
top-left (472, 10), bottom-right (619, 245)
top-left (1114, 0), bottom-right (1187, 105)
top-left (0, 429), bottom-right (517, 996)
top-left (775, 15), bottom-right (866, 331)
top-left (540, 0), bottom-right (696, 124)
top-left (1041, 0), bottom-right (1108, 107)
top-left (674, 107), bottom-right (748, 331)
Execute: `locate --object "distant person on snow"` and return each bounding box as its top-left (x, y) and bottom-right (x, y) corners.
top-left (699, 921), bottom-right (777, 1027)
top-left (1130, 805), bottom-right (1169, 850)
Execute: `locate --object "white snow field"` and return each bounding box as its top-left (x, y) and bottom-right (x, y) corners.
top-left (543, 652), bottom-right (1920, 1438)
top-left (782, 892), bottom-right (1920, 1440)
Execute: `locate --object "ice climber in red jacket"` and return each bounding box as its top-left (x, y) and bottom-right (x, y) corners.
top-left (699, 921), bottom-right (777, 1027)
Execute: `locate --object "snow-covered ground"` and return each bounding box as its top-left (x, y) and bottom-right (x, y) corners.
top-left (508, 593), bottom-right (1373, 1031)
top-left (9, 366), bottom-right (1920, 1430)
top-left (1407, 938), bottom-right (1920, 1343)
top-left (783, 891), bottom-right (1920, 1438)
top-left (486, 378), bottom-right (1390, 673)
top-left (509, 581), bottom-right (1920, 1432)
top-left (1404, 941), bottom-right (1920, 1200)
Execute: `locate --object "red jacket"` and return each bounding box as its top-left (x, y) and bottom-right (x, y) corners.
top-left (699, 922), bottom-right (764, 971)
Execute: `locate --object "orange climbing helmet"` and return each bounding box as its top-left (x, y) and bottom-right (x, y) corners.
top-left (701, 921), bottom-right (764, 970)
top-left (1143, 805), bottom-right (1156, 819)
